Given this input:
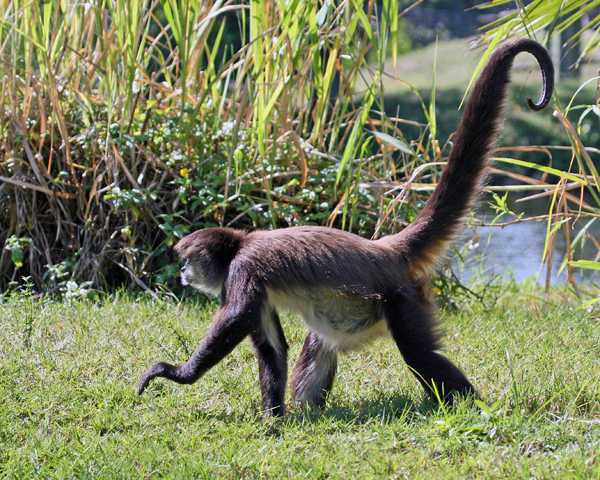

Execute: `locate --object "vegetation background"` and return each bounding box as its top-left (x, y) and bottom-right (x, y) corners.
top-left (0, 0), bottom-right (598, 301)
top-left (0, 1), bottom-right (599, 478)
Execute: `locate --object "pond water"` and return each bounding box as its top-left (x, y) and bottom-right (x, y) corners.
top-left (453, 200), bottom-right (599, 286)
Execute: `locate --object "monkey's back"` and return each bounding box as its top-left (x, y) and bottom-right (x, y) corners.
top-left (240, 226), bottom-right (406, 294)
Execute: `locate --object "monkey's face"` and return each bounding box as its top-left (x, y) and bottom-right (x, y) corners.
top-left (175, 227), bottom-right (242, 297)
top-left (180, 252), bottom-right (224, 297)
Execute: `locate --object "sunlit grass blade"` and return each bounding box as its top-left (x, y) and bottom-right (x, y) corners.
top-left (569, 259), bottom-right (600, 271)
top-left (493, 157), bottom-right (585, 184)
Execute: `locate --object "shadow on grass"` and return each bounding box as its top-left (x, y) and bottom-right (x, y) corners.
top-left (183, 393), bottom-right (440, 429)
top-left (287, 394), bottom-right (439, 424)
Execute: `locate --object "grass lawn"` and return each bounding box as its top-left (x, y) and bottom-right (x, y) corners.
top-left (1, 285), bottom-right (598, 478)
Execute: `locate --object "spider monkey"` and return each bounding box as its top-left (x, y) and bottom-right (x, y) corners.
top-left (137, 39), bottom-right (554, 416)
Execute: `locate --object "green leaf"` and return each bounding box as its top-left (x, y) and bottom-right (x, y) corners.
top-left (494, 157), bottom-right (585, 184)
top-left (371, 131), bottom-right (414, 156)
top-left (351, 0), bottom-right (372, 39)
top-left (316, 0), bottom-right (330, 27)
top-left (427, 39), bottom-right (438, 141)
top-left (336, 80), bottom-right (377, 187)
top-left (569, 260), bottom-right (600, 271)
top-left (11, 248), bottom-right (24, 269)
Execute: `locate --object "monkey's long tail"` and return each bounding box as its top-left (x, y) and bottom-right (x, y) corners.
top-left (392, 39), bottom-right (554, 277)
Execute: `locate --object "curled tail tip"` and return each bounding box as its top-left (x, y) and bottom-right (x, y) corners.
top-left (503, 38), bottom-right (554, 111)
top-left (527, 95), bottom-right (550, 111)
top-left (400, 38), bottom-right (554, 275)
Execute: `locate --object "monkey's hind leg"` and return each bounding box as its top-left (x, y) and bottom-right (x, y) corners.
top-left (250, 309), bottom-right (289, 416)
top-left (291, 331), bottom-right (337, 408)
top-left (384, 287), bottom-right (477, 405)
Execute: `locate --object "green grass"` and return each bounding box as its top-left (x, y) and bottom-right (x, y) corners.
top-left (1, 285), bottom-right (598, 478)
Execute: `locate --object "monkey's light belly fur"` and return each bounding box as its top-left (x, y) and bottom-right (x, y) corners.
top-left (267, 288), bottom-right (388, 352)
top-left (137, 39), bottom-right (554, 416)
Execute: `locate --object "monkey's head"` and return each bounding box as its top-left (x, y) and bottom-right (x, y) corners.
top-left (174, 227), bottom-right (244, 296)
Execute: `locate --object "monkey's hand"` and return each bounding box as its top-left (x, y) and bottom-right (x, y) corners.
top-left (137, 361), bottom-right (174, 395)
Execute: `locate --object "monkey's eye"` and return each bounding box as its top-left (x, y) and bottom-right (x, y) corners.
top-left (180, 259), bottom-right (189, 272)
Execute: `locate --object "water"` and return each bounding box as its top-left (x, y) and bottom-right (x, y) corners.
top-left (454, 207), bottom-right (599, 286)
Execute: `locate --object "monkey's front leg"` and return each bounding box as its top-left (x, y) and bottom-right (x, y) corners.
top-left (138, 293), bottom-right (263, 395)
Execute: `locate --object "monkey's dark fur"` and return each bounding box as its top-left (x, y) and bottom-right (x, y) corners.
top-left (138, 40), bottom-right (554, 416)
